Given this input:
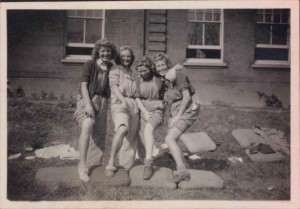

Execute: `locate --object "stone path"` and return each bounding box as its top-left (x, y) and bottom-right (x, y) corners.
top-left (35, 165), bottom-right (224, 190)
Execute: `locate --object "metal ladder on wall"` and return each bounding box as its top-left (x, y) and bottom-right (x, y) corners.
top-left (144, 10), bottom-right (167, 58)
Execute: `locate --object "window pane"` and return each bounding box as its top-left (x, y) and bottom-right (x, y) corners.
top-left (213, 12), bottom-right (220, 21)
top-left (256, 24), bottom-right (271, 44)
top-left (75, 10), bottom-right (84, 17)
top-left (186, 48), bottom-right (221, 59)
top-left (196, 10), bottom-right (203, 21)
top-left (86, 10), bottom-right (94, 18)
top-left (265, 9), bottom-right (272, 14)
top-left (187, 23), bottom-right (203, 45)
top-left (273, 14), bottom-right (280, 23)
top-left (67, 18), bottom-right (84, 43)
top-left (95, 10), bottom-right (103, 18)
top-left (272, 24), bottom-right (288, 45)
top-left (66, 46), bottom-right (93, 56)
top-left (187, 11), bottom-right (195, 21)
top-left (281, 14), bottom-right (289, 23)
top-left (204, 10), bottom-right (212, 21)
top-left (85, 19), bottom-right (102, 44)
top-left (265, 14), bottom-right (272, 22)
top-left (205, 23), bottom-right (220, 45)
top-left (255, 48), bottom-right (288, 60)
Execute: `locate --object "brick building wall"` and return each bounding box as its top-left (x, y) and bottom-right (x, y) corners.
top-left (167, 10), bottom-right (188, 65)
top-left (7, 10), bottom-right (145, 97)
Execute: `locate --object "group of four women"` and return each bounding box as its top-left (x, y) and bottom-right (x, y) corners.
top-left (74, 38), bottom-right (200, 184)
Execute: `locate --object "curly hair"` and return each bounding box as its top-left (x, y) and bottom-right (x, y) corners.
top-left (91, 38), bottom-right (117, 61)
top-left (115, 45), bottom-right (135, 67)
top-left (134, 56), bottom-right (156, 73)
top-left (153, 52), bottom-right (172, 68)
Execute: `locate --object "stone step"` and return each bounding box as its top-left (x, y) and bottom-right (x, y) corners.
top-left (35, 166), bottom-right (130, 188)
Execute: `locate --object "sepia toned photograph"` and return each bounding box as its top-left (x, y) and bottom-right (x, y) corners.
top-left (1, 1), bottom-right (299, 208)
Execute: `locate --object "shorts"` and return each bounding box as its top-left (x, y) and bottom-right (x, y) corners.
top-left (74, 95), bottom-right (108, 126)
top-left (111, 97), bottom-right (139, 131)
top-left (169, 101), bottom-right (199, 133)
top-left (140, 110), bottom-right (163, 129)
top-left (141, 100), bottom-right (164, 129)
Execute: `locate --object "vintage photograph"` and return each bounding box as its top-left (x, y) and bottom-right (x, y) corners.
top-left (1, 1), bottom-right (299, 208)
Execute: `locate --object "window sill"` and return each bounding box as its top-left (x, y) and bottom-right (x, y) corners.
top-left (183, 61), bottom-right (227, 69)
top-left (252, 63), bottom-right (290, 69)
top-left (61, 58), bottom-right (90, 64)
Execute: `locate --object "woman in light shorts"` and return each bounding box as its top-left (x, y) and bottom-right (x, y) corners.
top-left (105, 45), bottom-right (139, 177)
top-left (153, 53), bottom-right (200, 183)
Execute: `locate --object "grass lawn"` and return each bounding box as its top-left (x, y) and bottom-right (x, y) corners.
top-left (7, 98), bottom-right (290, 201)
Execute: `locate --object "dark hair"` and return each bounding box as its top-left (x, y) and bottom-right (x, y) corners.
top-left (91, 38), bottom-right (117, 61)
top-left (153, 53), bottom-right (172, 68)
top-left (115, 45), bottom-right (135, 67)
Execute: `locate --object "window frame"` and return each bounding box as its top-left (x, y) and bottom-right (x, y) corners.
top-left (62, 10), bottom-right (105, 63)
top-left (254, 9), bottom-right (290, 66)
top-left (186, 9), bottom-right (224, 63)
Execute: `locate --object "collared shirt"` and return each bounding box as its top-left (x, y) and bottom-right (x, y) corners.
top-left (163, 70), bottom-right (195, 104)
top-left (109, 65), bottom-right (137, 104)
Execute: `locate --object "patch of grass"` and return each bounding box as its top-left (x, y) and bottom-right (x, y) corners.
top-left (7, 98), bottom-right (290, 200)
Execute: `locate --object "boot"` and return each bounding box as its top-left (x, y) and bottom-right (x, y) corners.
top-left (143, 158), bottom-right (154, 180)
top-left (170, 169), bottom-right (190, 183)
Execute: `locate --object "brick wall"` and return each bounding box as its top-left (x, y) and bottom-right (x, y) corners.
top-left (167, 10), bottom-right (188, 64)
top-left (7, 10), bottom-right (145, 97)
top-left (105, 10), bottom-right (144, 59)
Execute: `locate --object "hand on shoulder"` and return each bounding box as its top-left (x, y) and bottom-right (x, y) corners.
top-left (165, 64), bottom-right (185, 82)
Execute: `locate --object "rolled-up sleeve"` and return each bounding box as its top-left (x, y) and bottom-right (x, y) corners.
top-left (176, 71), bottom-right (189, 92)
top-left (109, 66), bottom-right (120, 88)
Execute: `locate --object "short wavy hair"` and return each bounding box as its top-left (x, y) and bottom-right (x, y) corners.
top-left (134, 56), bottom-right (156, 73)
top-left (115, 45), bottom-right (135, 67)
top-left (91, 38), bottom-right (117, 61)
top-left (153, 52), bottom-right (172, 69)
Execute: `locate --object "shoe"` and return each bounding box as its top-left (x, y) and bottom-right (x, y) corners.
top-left (170, 171), bottom-right (190, 183)
top-left (78, 165), bottom-right (90, 183)
top-left (105, 165), bottom-right (116, 177)
top-left (143, 165), bottom-right (153, 180)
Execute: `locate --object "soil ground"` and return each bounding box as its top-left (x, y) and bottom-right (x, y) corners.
top-left (7, 98), bottom-right (290, 200)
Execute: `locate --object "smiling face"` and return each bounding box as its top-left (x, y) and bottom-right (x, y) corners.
top-left (155, 59), bottom-right (169, 77)
top-left (137, 65), bottom-right (151, 79)
top-left (120, 49), bottom-right (132, 67)
top-left (98, 46), bottom-right (112, 63)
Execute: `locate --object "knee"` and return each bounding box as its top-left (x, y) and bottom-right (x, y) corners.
top-left (81, 118), bottom-right (94, 135)
top-left (117, 125), bottom-right (128, 136)
top-left (165, 134), bottom-right (176, 144)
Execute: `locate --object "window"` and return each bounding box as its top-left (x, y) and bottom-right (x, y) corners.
top-left (64, 10), bottom-right (105, 61)
top-left (186, 9), bottom-right (224, 63)
top-left (254, 9), bottom-right (290, 66)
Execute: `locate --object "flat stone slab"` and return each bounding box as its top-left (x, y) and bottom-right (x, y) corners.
top-left (232, 129), bottom-right (262, 148)
top-left (35, 166), bottom-right (130, 188)
top-left (178, 169), bottom-right (224, 189)
top-left (245, 149), bottom-right (285, 162)
top-left (180, 132), bottom-right (216, 153)
top-left (129, 165), bottom-right (177, 189)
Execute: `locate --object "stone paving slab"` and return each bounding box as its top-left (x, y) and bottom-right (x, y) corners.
top-left (180, 132), bottom-right (216, 153)
top-left (178, 169), bottom-right (223, 189)
top-left (232, 129), bottom-right (262, 147)
top-left (245, 149), bottom-right (285, 162)
top-left (35, 166), bottom-right (130, 188)
top-left (129, 165), bottom-right (177, 189)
